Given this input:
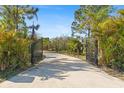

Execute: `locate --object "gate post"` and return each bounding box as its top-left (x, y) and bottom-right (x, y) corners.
top-left (31, 41), bottom-right (35, 65)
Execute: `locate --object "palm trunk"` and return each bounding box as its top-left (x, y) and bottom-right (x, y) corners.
top-left (86, 37), bottom-right (88, 61)
top-left (100, 48), bottom-right (106, 65)
top-left (94, 39), bottom-right (98, 66)
top-left (86, 29), bottom-right (90, 62)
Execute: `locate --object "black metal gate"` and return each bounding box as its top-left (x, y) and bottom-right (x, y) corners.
top-left (30, 38), bottom-right (43, 65)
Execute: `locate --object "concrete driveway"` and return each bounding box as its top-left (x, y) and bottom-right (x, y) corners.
top-left (0, 51), bottom-right (124, 88)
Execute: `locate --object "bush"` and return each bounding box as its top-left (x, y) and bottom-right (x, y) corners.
top-left (109, 59), bottom-right (124, 71)
top-left (0, 31), bottom-right (31, 71)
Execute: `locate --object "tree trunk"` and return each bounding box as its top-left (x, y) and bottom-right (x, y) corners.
top-left (86, 38), bottom-right (88, 61)
top-left (41, 38), bottom-right (43, 58)
top-left (86, 29), bottom-right (90, 62)
top-left (15, 5), bottom-right (19, 32)
top-left (94, 39), bottom-right (98, 66)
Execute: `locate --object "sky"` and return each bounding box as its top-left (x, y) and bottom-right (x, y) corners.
top-left (27, 5), bottom-right (124, 38)
top-left (28, 5), bottom-right (79, 38)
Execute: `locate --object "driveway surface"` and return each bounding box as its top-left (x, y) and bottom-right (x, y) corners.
top-left (0, 51), bottom-right (124, 88)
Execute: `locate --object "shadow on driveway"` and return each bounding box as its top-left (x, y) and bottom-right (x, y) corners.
top-left (8, 57), bottom-right (96, 83)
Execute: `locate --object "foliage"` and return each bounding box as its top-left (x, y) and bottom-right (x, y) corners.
top-left (98, 15), bottom-right (124, 71)
top-left (72, 5), bottom-right (124, 71)
top-left (0, 31), bottom-right (31, 71)
top-left (0, 5), bottom-right (39, 37)
top-left (43, 38), bottom-right (50, 50)
top-left (0, 5), bottom-right (39, 73)
top-left (49, 36), bottom-right (84, 55)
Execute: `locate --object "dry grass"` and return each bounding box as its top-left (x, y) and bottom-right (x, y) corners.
top-left (101, 66), bottom-right (124, 80)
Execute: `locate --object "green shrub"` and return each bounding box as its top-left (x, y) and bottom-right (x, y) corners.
top-left (0, 31), bottom-right (31, 71)
top-left (110, 59), bottom-right (124, 71)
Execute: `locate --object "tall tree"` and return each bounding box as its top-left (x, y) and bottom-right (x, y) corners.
top-left (0, 5), bottom-right (39, 36)
top-left (73, 5), bottom-right (112, 65)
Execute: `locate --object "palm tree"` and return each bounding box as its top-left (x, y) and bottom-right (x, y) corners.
top-left (97, 9), bottom-right (124, 66)
top-left (73, 5), bottom-right (112, 65)
top-left (29, 22), bottom-right (40, 39)
top-left (0, 5), bottom-right (39, 34)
